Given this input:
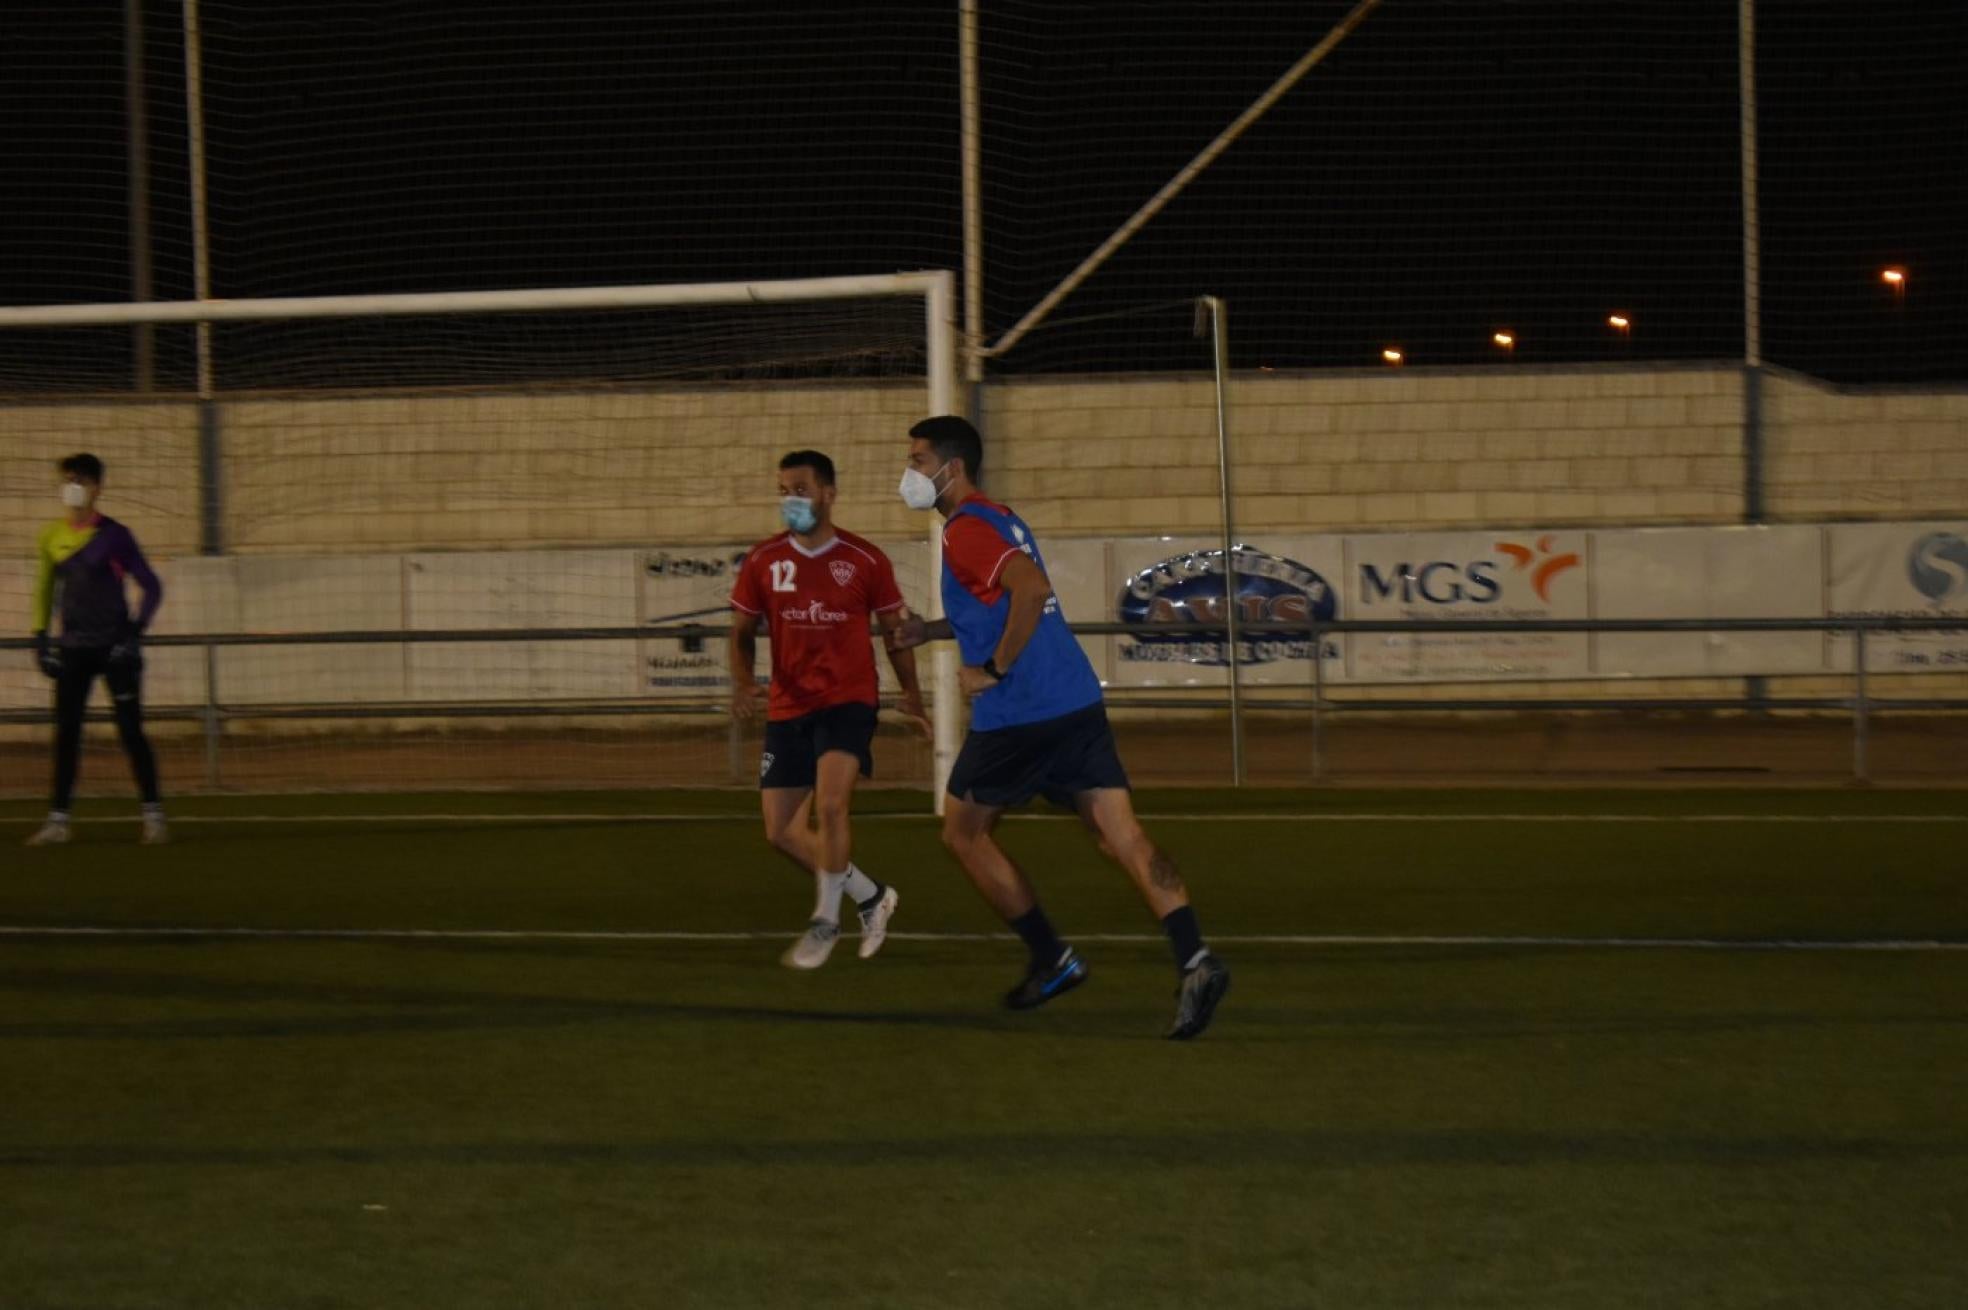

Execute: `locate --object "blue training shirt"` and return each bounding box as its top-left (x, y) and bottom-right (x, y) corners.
top-left (940, 495), bottom-right (1104, 731)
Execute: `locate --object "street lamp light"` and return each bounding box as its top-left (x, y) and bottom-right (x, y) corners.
top-left (1608, 314), bottom-right (1631, 332)
top-left (1491, 331), bottom-right (1516, 354)
top-left (1881, 267), bottom-right (1907, 301)
top-left (1381, 347), bottom-right (1404, 366)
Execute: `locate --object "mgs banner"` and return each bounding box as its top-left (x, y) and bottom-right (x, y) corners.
top-left (1342, 531), bottom-right (1591, 682)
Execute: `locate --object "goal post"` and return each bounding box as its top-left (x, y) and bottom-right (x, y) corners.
top-left (0, 271), bottom-right (963, 805)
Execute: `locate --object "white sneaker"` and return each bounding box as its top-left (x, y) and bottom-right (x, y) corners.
top-left (781, 918), bottom-right (841, 970)
top-left (141, 816), bottom-right (170, 845)
top-left (24, 821), bottom-right (70, 847)
top-left (856, 886), bottom-right (900, 959)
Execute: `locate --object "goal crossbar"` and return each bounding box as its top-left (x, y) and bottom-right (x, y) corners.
top-left (0, 272), bottom-right (953, 329)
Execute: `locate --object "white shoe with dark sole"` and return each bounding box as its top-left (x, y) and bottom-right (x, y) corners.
top-left (856, 887), bottom-right (900, 959)
top-left (781, 918), bottom-right (841, 970)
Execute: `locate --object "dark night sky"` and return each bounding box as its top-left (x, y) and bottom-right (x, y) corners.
top-left (2, 1), bottom-right (1964, 384)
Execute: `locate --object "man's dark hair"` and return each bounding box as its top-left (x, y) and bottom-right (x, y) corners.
top-left (908, 415), bottom-right (982, 481)
top-left (59, 453), bottom-right (104, 483)
top-left (777, 449), bottom-right (835, 486)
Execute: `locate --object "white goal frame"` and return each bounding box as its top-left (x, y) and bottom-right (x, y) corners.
top-left (0, 270), bottom-right (964, 810)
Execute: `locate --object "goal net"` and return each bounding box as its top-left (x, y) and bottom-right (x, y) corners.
top-left (0, 273), bottom-right (960, 799)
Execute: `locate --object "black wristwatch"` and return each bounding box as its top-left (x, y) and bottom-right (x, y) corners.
top-left (982, 657), bottom-right (1005, 681)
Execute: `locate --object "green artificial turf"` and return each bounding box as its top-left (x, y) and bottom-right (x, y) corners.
top-left (1, 790), bottom-right (1964, 1308)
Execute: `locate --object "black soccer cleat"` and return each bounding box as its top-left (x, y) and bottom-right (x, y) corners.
top-left (1004, 946), bottom-right (1088, 1011)
top-left (1165, 952), bottom-right (1230, 1041)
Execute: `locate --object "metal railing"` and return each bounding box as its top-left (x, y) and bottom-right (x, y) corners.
top-left (6, 616), bottom-right (1967, 786)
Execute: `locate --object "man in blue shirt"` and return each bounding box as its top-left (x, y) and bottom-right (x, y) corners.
top-left (25, 454), bottom-right (167, 846)
top-left (890, 416), bottom-right (1229, 1040)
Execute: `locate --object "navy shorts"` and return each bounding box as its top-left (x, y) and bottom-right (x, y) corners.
top-left (760, 702), bottom-right (878, 790)
top-left (947, 702), bottom-right (1130, 809)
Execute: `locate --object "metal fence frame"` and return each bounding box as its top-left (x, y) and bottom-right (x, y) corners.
top-left (6, 616), bottom-right (1965, 788)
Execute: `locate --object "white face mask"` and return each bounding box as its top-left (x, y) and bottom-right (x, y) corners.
top-left (60, 482), bottom-right (91, 510)
top-left (899, 462), bottom-right (948, 512)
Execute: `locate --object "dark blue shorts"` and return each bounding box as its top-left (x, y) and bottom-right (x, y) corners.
top-left (760, 701), bottom-right (877, 791)
top-left (947, 702), bottom-right (1130, 809)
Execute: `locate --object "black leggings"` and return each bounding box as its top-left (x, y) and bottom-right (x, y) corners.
top-left (52, 647), bottom-right (161, 811)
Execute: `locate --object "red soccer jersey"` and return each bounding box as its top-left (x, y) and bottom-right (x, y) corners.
top-left (729, 529), bottom-right (906, 720)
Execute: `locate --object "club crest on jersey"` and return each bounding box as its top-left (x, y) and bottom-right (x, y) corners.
top-left (830, 560), bottom-right (857, 587)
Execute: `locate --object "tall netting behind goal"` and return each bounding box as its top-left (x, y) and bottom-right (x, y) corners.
top-left (0, 274), bottom-right (958, 798)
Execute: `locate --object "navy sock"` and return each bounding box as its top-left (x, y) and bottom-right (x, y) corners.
top-left (1162, 906), bottom-right (1206, 972)
top-left (1009, 906), bottom-right (1065, 970)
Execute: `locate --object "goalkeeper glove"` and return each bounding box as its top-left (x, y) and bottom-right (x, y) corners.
top-left (34, 631), bottom-right (62, 680)
top-left (107, 627), bottom-right (144, 673)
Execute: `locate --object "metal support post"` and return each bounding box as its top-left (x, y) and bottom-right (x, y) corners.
top-left (202, 641), bottom-right (220, 789)
top-left (1852, 625), bottom-right (1869, 784)
top-left (1200, 296), bottom-right (1244, 785)
top-left (1311, 625), bottom-right (1327, 782)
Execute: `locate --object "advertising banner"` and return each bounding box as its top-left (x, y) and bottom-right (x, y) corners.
top-left (10, 521), bottom-right (1964, 718)
top-left (407, 550), bottom-right (640, 700)
top-left (1107, 536), bottom-right (1342, 688)
top-left (1342, 531), bottom-right (1591, 681)
top-left (639, 545), bottom-right (751, 697)
top-left (1826, 521), bottom-right (1968, 673)
top-left (1591, 526), bottom-right (1823, 677)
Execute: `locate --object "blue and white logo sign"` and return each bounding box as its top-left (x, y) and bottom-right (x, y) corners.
top-left (1907, 532), bottom-right (1968, 606)
top-left (1117, 545), bottom-right (1336, 667)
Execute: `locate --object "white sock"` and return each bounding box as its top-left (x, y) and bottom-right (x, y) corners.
top-left (141, 803), bottom-right (164, 820)
top-left (842, 864), bottom-right (880, 905)
top-left (812, 870), bottom-right (848, 924)
top-left (47, 810), bottom-right (70, 826)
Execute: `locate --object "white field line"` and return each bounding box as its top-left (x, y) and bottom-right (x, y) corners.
top-left (0, 926), bottom-right (1961, 952)
top-left (4, 811), bottom-right (1964, 827)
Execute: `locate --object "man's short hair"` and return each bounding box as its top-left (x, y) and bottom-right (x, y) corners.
top-left (59, 453), bottom-right (104, 484)
top-left (778, 449), bottom-right (836, 487)
top-left (908, 415), bottom-right (982, 480)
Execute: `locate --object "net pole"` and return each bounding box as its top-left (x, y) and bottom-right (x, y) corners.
top-left (181, 0), bottom-right (213, 394)
top-left (925, 271), bottom-right (962, 813)
top-left (182, 0), bottom-right (224, 554)
top-left (985, 0), bottom-right (1384, 360)
top-left (1200, 297), bottom-right (1245, 786)
top-left (959, 0), bottom-right (985, 386)
top-left (1739, 0), bottom-right (1765, 523)
top-left (124, 0), bottom-right (154, 391)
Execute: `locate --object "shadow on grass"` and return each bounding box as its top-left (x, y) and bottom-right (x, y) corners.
top-left (2, 1127), bottom-right (1962, 1173)
top-left (1, 954), bottom-right (1963, 1047)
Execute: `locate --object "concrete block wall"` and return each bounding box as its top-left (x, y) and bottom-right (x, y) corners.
top-left (4, 366), bottom-right (1965, 573)
top-left (220, 383), bottom-right (930, 554)
top-left (1762, 370), bottom-right (1968, 521)
top-left (984, 366), bottom-right (1749, 537)
top-left (0, 402), bottom-right (202, 560)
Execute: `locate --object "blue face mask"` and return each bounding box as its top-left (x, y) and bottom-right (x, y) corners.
top-left (780, 496), bottom-right (819, 535)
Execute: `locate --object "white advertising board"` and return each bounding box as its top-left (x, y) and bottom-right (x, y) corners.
top-left (1826, 520), bottom-right (1968, 673)
top-left (639, 545), bottom-right (751, 699)
top-left (1591, 526), bottom-right (1823, 677)
top-left (1343, 531), bottom-right (1591, 682)
top-left (406, 550), bottom-right (640, 701)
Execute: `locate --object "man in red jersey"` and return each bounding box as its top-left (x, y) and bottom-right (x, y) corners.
top-left (729, 450), bottom-right (928, 969)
